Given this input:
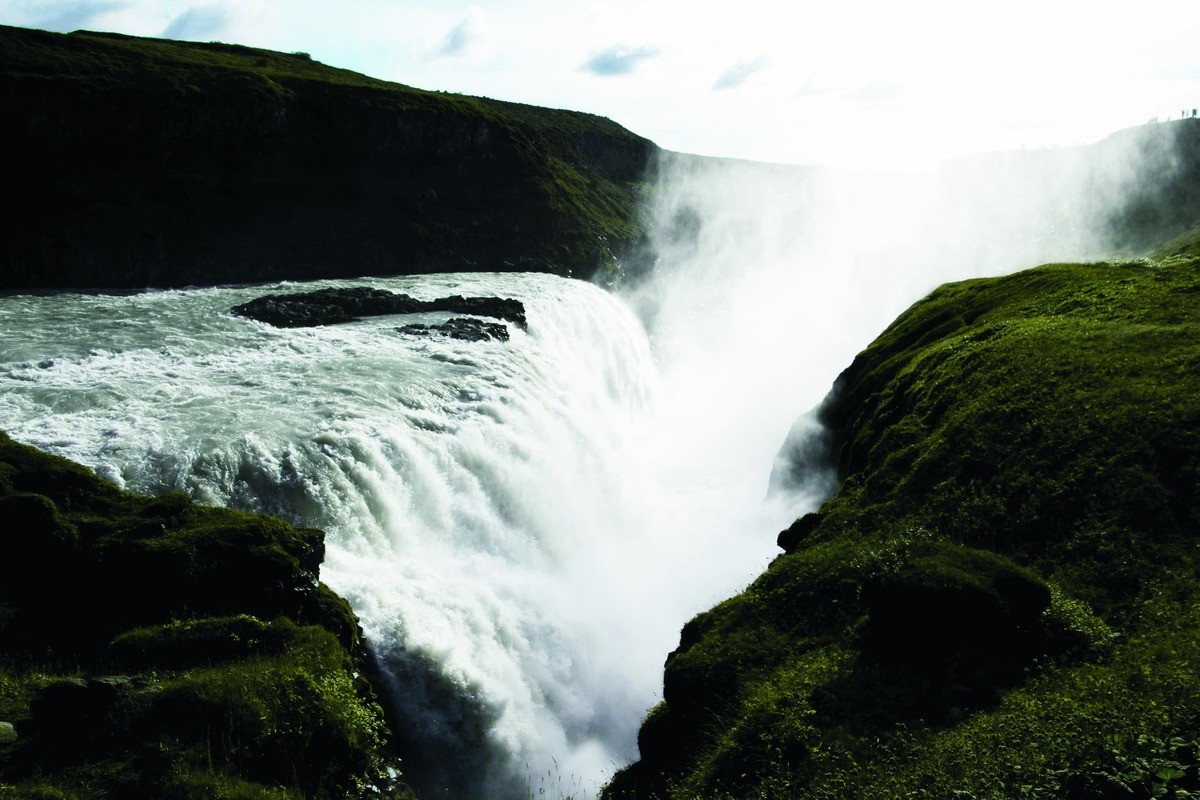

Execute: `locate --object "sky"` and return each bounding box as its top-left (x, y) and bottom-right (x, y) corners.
top-left (3, 0), bottom-right (1200, 169)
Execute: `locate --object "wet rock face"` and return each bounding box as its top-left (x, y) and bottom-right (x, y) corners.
top-left (398, 318), bottom-right (510, 342)
top-left (231, 287), bottom-right (527, 329)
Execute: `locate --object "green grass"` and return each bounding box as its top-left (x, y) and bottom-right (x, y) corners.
top-left (0, 25), bottom-right (633, 133)
top-left (0, 432), bottom-right (412, 799)
top-left (605, 242), bottom-right (1200, 799)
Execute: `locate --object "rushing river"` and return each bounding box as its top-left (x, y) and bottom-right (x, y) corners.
top-left (0, 147), bottom-right (1136, 797)
top-left (0, 269), bottom-right (831, 798)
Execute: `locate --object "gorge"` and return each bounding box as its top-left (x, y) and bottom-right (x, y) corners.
top-left (3, 23), bottom-right (1200, 800)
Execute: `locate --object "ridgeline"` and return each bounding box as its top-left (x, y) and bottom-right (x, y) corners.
top-left (605, 232), bottom-right (1200, 799)
top-left (0, 25), bottom-right (655, 289)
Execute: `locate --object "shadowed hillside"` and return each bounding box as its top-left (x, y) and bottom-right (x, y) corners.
top-left (0, 25), bottom-right (655, 289)
top-left (606, 231), bottom-right (1200, 799)
top-left (0, 431), bottom-right (415, 799)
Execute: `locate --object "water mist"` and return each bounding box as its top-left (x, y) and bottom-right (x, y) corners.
top-left (0, 123), bottom-right (1187, 799)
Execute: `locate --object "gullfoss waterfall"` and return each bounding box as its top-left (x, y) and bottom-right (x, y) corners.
top-left (0, 270), bottom-right (812, 798)
top-left (0, 138), bottom-right (1165, 797)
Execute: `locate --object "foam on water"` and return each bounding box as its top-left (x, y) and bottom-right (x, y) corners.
top-left (0, 271), bottom-right (802, 798)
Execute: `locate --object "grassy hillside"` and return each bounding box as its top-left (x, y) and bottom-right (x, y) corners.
top-left (0, 432), bottom-right (414, 799)
top-left (0, 24), bottom-right (656, 289)
top-left (606, 233), bottom-right (1200, 799)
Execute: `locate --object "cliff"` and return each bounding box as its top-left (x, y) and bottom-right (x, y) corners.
top-left (0, 431), bottom-right (416, 799)
top-left (606, 232), bottom-right (1200, 798)
top-left (0, 25), bottom-right (656, 290)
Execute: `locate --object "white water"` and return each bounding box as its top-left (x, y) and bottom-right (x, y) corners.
top-left (0, 143), bottom-right (1154, 798)
top-left (0, 267), bottom-right (819, 798)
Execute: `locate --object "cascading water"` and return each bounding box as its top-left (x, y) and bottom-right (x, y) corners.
top-left (0, 267), bottom-right (815, 798)
top-left (0, 140), bottom-right (1154, 798)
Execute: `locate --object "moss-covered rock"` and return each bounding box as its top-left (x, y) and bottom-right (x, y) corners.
top-left (861, 541), bottom-right (1051, 686)
top-left (0, 432), bottom-right (414, 799)
top-left (606, 244), bottom-right (1200, 799)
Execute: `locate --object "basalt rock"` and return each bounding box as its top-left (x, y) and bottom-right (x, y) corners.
top-left (232, 287), bottom-right (526, 329)
top-left (777, 511), bottom-right (824, 553)
top-left (398, 317), bottom-right (510, 342)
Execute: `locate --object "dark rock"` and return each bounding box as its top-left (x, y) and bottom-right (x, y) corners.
top-left (20, 678), bottom-right (91, 740)
top-left (1061, 771), bottom-right (1139, 800)
top-left (23, 676), bottom-right (158, 739)
top-left (0, 721), bottom-right (17, 746)
top-left (231, 287), bottom-right (426, 327)
top-left (13, 674), bottom-right (160, 770)
top-left (777, 511), bottom-right (824, 553)
top-left (0, 494), bottom-right (80, 619)
top-left (862, 542), bottom-right (1051, 687)
top-left (398, 318), bottom-right (510, 342)
top-left (232, 287), bottom-right (526, 330)
top-left (427, 296), bottom-right (527, 329)
top-left (767, 412), bottom-right (836, 499)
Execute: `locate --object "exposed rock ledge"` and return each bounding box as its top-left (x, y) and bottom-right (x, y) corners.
top-left (398, 318), bottom-right (511, 342)
top-left (231, 287), bottom-right (527, 329)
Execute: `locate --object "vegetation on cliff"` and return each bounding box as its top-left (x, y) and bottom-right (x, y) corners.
top-left (0, 24), bottom-right (655, 289)
top-left (605, 231), bottom-right (1200, 799)
top-left (0, 432), bottom-right (414, 799)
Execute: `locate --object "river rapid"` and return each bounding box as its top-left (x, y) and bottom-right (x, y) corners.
top-left (0, 268), bottom-right (831, 797)
top-left (0, 148), bottom-right (1133, 797)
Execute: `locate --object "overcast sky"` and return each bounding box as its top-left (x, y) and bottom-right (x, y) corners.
top-left (4, 0), bottom-right (1200, 169)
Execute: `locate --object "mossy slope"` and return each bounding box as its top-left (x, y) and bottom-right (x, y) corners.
top-left (606, 244), bottom-right (1200, 798)
top-left (1, 24), bottom-right (655, 289)
top-left (0, 432), bottom-right (414, 799)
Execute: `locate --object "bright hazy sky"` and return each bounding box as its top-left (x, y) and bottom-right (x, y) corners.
top-left (4, 0), bottom-right (1200, 169)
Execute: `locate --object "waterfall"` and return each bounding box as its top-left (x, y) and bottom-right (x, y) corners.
top-left (0, 139), bottom-right (1151, 797)
top-left (0, 270), bottom-right (803, 798)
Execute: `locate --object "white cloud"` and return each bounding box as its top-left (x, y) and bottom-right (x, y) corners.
top-left (3, 0), bottom-right (1200, 168)
top-left (163, 3), bottom-right (229, 40)
top-left (712, 54), bottom-right (769, 91)
top-left (32, 0), bottom-right (125, 31)
top-left (580, 44), bottom-right (660, 76)
top-left (842, 80), bottom-right (905, 106)
top-left (794, 71), bottom-right (831, 98)
top-left (434, 5), bottom-right (492, 59)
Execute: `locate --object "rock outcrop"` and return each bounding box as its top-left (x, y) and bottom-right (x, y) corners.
top-left (231, 286), bottom-right (526, 329)
top-left (398, 318), bottom-right (510, 342)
